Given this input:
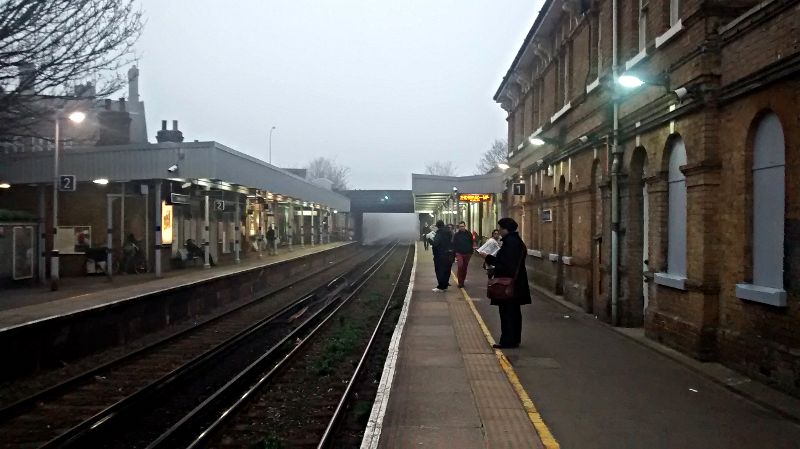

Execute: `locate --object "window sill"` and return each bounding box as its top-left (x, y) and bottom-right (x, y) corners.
top-left (528, 249), bottom-right (543, 258)
top-left (550, 102), bottom-right (571, 124)
top-left (654, 272), bottom-right (687, 290)
top-left (548, 253), bottom-right (560, 263)
top-left (585, 77), bottom-right (600, 94)
top-left (656, 19), bottom-right (684, 48)
top-left (625, 48), bottom-right (649, 71)
top-left (736, 283), bottom-right (787, 307)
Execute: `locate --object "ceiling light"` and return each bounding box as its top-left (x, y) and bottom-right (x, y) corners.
top-left (93, 178), bottom-right (109, 185)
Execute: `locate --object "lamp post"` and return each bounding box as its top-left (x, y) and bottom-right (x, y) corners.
top-left (269, 126), bottom-right (277, 164)
top-left (51, 110), bottom-right (86, 290)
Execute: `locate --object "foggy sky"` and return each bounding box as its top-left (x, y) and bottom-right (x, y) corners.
top-left (137, 0), bottom-right (544, 189)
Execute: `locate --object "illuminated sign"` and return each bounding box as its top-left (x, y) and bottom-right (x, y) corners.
top-left (161, 201), bottom-right (174, 245)
top-left (459, 193), bottom-right (491, 202)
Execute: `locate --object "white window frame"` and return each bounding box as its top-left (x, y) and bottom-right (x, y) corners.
top-left (736, 113), bottom-right (787, 306)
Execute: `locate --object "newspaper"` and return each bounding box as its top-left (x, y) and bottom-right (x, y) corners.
top-left (477, 238), bottom-right (501, 256)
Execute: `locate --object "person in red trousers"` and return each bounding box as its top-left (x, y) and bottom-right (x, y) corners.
top-left (452, 221), bottom-right (474, 288)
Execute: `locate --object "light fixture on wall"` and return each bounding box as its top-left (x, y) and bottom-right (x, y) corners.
top-left (92, 178), bottom-right (109, 185)
top-left (0, 182), bottom-right (10, 189)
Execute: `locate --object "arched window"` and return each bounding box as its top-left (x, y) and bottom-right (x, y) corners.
top-left (737, 113), bottom-right (787, 306)
top-left (655, 137), bottom-right (687, 290)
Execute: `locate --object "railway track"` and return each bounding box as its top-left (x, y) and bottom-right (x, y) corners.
top-left (167, 244), bottom-right (413, 449)
top-left (0, 244), bottom-right (387, 449)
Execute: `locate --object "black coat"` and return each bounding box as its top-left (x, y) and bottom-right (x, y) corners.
top-left (485, 231), bottom-right (531, 306)
top-left (453, 230), bottom-right (473, 254)
top-left (432, 228), bottom-right (453, 257)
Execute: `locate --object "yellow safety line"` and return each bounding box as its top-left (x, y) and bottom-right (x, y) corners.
top-left (452, 272), bottom-right (561, 449)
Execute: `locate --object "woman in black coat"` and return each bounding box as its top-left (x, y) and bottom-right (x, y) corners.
top-left (477, 217), bottom-right (530, 348)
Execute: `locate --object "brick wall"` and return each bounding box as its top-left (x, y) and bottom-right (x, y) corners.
top-left (497, 0), bottom-right (800, 395)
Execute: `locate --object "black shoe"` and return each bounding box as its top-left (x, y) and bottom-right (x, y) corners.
top-left (492, 343), bottom-right (519, 349)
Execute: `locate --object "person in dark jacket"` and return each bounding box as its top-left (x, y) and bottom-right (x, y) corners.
top-left (453, 221), bottom-right (474, 288)
top-left (431, 220), bottom-right (453, 292)
top-left (477, 217), bottom-right (531, 348)
top-left (266, 225), bottom-right (277, 255)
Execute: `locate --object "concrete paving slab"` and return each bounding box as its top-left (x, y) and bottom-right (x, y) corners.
top-left (379, 425), bottom-right (485, 449)
top-left (392, 365), bottom-right (473, 393)
top-left (405, 324), bottom-right (455, 338)
top-left (384, 391), bottom-right (482, 428)
top-left (400, 348), bottom-right (463, 368)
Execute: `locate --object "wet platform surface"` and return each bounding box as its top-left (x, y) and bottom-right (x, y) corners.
top-left (376, 243), bottom-right (545, 448)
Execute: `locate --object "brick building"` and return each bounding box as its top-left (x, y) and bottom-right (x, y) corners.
top-left (494, 0), bottom-right (800, 395)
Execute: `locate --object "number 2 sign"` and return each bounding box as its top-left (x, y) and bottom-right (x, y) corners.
top-left (59, 175), bottom-right (76, 191)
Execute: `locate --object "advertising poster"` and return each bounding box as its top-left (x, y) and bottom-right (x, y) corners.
top-left (161, 201), bottom-right (174, 245)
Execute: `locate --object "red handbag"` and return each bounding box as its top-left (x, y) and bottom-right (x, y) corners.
top-left (486, 245), bottom-right (527, 302)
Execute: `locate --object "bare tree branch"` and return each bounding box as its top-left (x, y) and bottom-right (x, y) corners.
top-left (305, 157), bottom-right (351, 190)
top-left (425, 160), bottom-right (458, 176)
top-left (0, 0), bottom-right (143, 136)
top-left (475, 139), bottom-right (508, 174)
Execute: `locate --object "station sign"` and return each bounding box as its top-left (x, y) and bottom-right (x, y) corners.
top-left (512, 183), bottom-right (526, 196)
top-left (541, 208), bottom-right (553, 222)
top-left (214, 199), bottom-right (225, 211)
top-left (458, 193), bottom-right (491, 203)
top-left (169, 193), bottom-right (190, 204)
top-left (58, 175), bottom-right (77, 191)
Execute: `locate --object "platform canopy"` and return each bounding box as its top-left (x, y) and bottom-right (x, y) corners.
top-left (411, 173), bottom-right (506, 213)
top-left (0, 141), bottom-right (350, 212)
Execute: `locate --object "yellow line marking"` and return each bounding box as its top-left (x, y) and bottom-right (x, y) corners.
top-left (452, 272), bottom-right (561, 449)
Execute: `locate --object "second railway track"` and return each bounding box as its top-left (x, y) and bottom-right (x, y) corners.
top-left (0, 244), bottom-right (389, 449)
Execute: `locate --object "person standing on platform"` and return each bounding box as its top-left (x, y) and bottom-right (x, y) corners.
top-left (431, 220), bottom-right (453, 292)
top-left (453, 221), bottom-right (474, 288)
top-left (266, 225), bottom-right (277, 255)
top-left (477, 218), bottom-right (530, 348)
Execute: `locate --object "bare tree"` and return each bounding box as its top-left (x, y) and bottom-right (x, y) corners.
top-left (475, 139), bottom-right (508, 174)
top-left (0, 0), bottom-right (144, 136)
top-left (425, 160), bottom-right (458, 176)
top-left (306, 157), bottom-right (350, 190)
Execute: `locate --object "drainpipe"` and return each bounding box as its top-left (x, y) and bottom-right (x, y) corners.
top-left (610, 0), bottom-right (621, 326)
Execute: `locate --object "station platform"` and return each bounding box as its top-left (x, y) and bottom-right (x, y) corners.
top-left (0, 242), bottom-right (348, 331)
top-left (364, 244), bottom-right (549, 449)
top-left (366, 243), bottom-right (800, 449)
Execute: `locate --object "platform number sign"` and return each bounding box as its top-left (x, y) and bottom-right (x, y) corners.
top-left (214, 199), bottom-right (225, 211)
top-left (512, 182), bottom-right (526, 196)
top-left (59, 175), bottom-right (76, 191)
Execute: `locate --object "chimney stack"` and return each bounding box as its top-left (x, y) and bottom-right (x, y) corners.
top-left (156, 119), bottom-right (185, 143)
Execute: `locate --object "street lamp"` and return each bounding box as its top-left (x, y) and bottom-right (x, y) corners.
top-left (51, 109), bottom-right (85, 290)
top-left (269, 126), bottom-right (277, 165)
top-left (528, 136), bottom-right (561, 147)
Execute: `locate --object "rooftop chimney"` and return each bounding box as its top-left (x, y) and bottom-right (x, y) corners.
top-left (156, 119), bottom-right (184, 143)
top-left (127, 65), bottom-right (140, 103)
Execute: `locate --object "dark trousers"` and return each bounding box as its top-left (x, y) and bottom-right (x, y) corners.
top-left (497, 304), bottom-right (522, 346)
top-left (455, 253), bottom-right (471, 286)
top-left (434, 254), bottom-right (450, 289)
